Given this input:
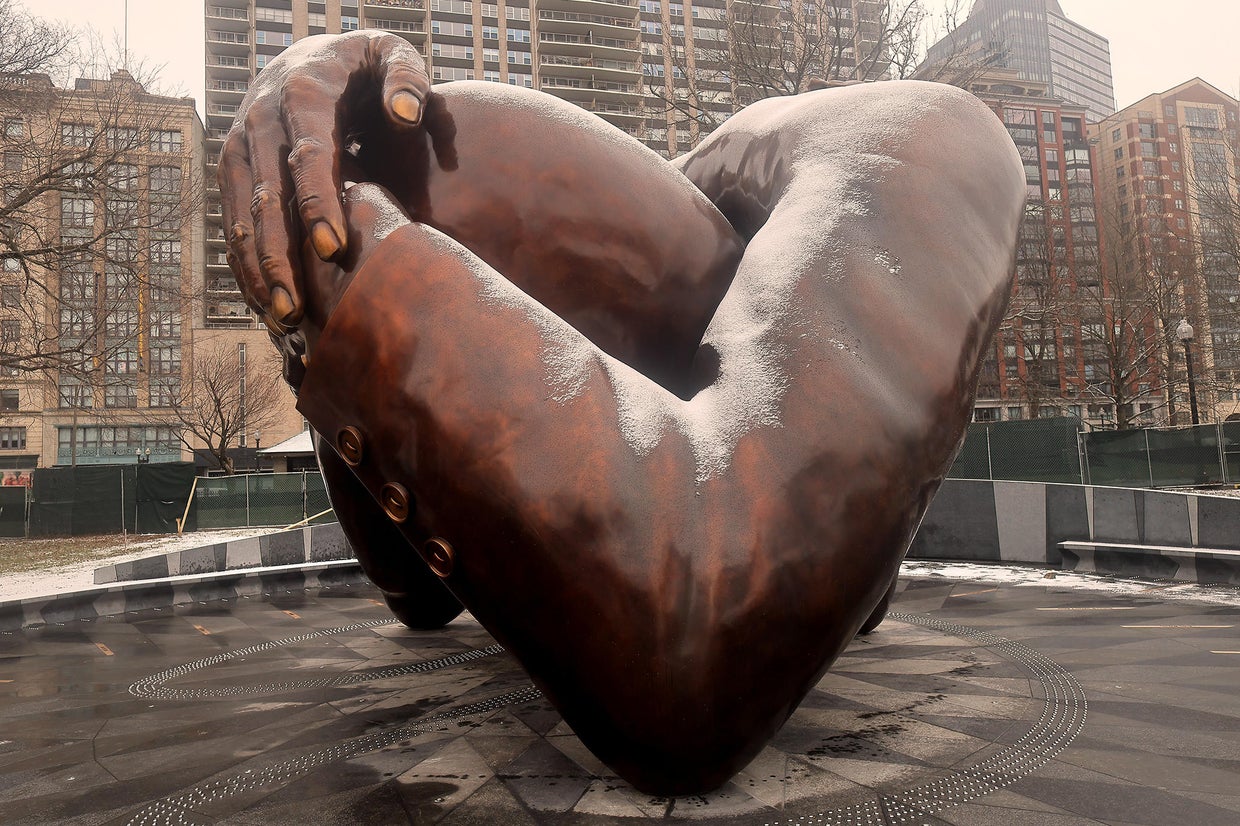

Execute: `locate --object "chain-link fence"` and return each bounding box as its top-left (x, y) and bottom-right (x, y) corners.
top-left (1080, 422), bottom-right (1240, 488)
top-left (949, 417), bottom-right (1240, 488)
top-left (947, 418), bottom-right (1085, 484)
top-left (193, 471), bottom-right (335, 529)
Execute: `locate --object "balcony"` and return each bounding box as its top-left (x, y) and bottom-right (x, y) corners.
top-left (541, 77), bottom-right (639, 97)
top-left (537, 9), bottom-right (639, 40)
top-left (206, 30), bottom-right (250, 54)
top-left (206, 5), bottom-right (249, 31)
top-left (540, 54), bottom-right (639, 77)
top-left (538, 31), bottom-right (639, 57)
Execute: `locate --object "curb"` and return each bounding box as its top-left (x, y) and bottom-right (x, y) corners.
top-left (0, 559), bottom-right (368, 631)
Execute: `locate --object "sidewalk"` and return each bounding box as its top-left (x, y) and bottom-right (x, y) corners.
top-left (1, 564), bottom-right (1238, 824)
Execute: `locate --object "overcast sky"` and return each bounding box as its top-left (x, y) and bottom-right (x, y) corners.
top-left (20, 0), bottom-right (1240, 116)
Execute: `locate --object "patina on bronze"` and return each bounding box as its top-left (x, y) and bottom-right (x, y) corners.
top-left (219, 31), bottom-right (1024, 796)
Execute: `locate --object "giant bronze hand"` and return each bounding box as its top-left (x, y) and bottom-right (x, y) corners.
top-left (221, 37), bottom-right (1024, 796)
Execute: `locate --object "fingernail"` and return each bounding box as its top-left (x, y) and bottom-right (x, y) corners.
top-left (390, 90), bottom-right (422, 125)
top-left (271, 286), bottom-right (295, 323)
top-left (310, 221), bottom-right (343, 260)
top-left (263, 313), bottom-right (288, 337)
top-left (300, 353), bottom-right (310, 369)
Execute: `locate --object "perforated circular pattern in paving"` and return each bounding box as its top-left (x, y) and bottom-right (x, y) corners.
top-left (122, 609), bottom-right (1085, 825)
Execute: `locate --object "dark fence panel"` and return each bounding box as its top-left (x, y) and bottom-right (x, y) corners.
top-left (192, 471), bottom-right (336, 529)
top-left (27, 463), bottom-right (195, 537)
top-left (948, 418), bottom-right (1083, 484)
top-left (1082, 424), bottom-right (1227, 488)
top-left (0, 487), bottom-right (26, 537)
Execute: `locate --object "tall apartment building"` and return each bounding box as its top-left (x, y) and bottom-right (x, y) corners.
top-left (921, 0), bottom-right (1115, 123)
top-left (964, 68), bottom-right (1131, 427)
top-left (204, 0), bottom-right (893, 328)
top-left (0, 71), bottom-right (201, 468)
top-left (1093, 79), bottom-right (1240, 422)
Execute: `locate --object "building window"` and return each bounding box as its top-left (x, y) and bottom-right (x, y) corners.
top-left (482, 25), bottom-right (498, 39)
top-left (0, 389), bottom-right (18, 411)
top-left (1113, 147), bottom-right (1122, 160)
top-left (255, 29), bottom-right (294, 46)
top-left (149, 130), bottom-right (182, 153)
top-left (60, 123), bottom-right (95, 147)
top-left (254, 7), bottom-right (293, 23)
top-left (507, 50), bottom-right (531, 65)
top-left (1140, 141), bottom-right (1157, 157)
top-left (1184, 106), bottom-right (1219, 128)
top-left (973, 407), bottom-right (1000, 422)
top-left (58, 378), bottom-right (92, 409)
top-left (1168, 142), bottom-right (1178, 154)
top-left (341, 15), bottom-right (359, 30)
top-left (0, 426), bottom-right (25, 450)
top-left (60, 197), bottom-right (95, 228)
top-left (105, 382), bottom-right (137, 409)
top-left (149, 165), bottom-right (182, 195)
top-left (150, 238), bottom-right (181, 264)
top-left (106, 163), bottom-right (138, 192)
top-left (3, 118), bottom-right (23, 139)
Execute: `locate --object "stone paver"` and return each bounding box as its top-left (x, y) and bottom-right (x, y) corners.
top-left (0, 570), bottom-right (1237, 824)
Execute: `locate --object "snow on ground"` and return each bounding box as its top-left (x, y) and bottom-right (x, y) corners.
top-left (5, 528), bottom-right (1239, 610)
top-left (903, 559), bottom-right (1240, 609)
top-left (0, 527), bottom-right (285, 603)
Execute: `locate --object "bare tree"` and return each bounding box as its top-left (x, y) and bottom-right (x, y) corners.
top-left (0, 57), bottom-right (201, 397)
top-left (159, 341), bottom-right (284, 475)
top-left (0, 0), bottom-right (72, 77)
top-left (649, 0), bottom-right (1003, 154)
top-left (1085, 196), bottom-right (1189, 428)
top-left (910, 0), bottom-right (1007, 89)
top-left (1176, 123), bottom-right (1240, 413)
top-left (1001, 201), bottom-right (1072, 419)
top-left (652, 0), bottom-right (928, 138)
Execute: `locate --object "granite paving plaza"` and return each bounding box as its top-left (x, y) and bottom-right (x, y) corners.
top-left (1, 572), bottom-right (1238, 825)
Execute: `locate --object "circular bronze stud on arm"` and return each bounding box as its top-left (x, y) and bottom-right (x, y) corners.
top-left (422, 537), bottom-right (455, 578)
top-left (380, 481), bottom-right (410, 523)
top-left (336, 426), bottom-right (364, 467)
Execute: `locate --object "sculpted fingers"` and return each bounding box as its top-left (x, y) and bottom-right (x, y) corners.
top-left (372, 33), bottom-right (431, 127)
top-left (245, 110), bottom-right (303, 325)
top-left (282, 74), bottom-right (347, 263)
top-left (218, 133), bottom-right (268, 312)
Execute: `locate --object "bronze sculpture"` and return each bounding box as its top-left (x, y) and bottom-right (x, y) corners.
top-left (220, 32), bottom-right (1024, 795)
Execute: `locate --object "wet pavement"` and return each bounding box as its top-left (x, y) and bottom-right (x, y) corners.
top-left (1, 572), bottom-right (1238, 825)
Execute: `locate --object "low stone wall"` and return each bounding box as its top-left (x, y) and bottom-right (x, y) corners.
top-left (0, 560), bottom-right (367, 631)
top-left (910, 479), bottom-right (1240, 566)
top-left (93, 522), bottom-right (351, 585)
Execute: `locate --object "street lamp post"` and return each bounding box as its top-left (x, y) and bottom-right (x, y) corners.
top-left (1176, 318), bottom-right (1200, 426)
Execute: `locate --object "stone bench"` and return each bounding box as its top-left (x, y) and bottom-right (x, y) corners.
top-left (1059, 540), bottom-right (1240, 586)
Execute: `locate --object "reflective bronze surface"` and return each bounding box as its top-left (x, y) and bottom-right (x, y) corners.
top-left (220, 32), bottom-right (1024, 796)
